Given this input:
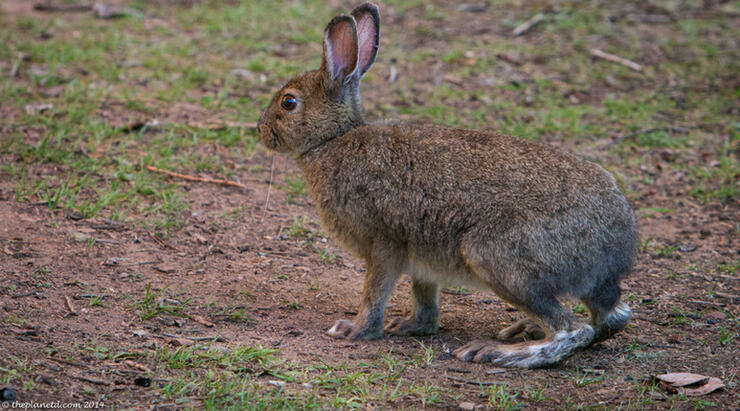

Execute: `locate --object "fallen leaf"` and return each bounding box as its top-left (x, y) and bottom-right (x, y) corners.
top-left (25, 103), bottom-right (53, 115)
top-left (190, 315), bottom-right (215, 327)
top-left (657, 373), bottom-right (708, 387)
top-left (42, 85), bottom-right (66, 97)
top-left (655, 373), bottom-right (725, 396)
top-left (166, 337), bottom-right (192, 347)
top-left (684, 378), bottom-right (724, 396)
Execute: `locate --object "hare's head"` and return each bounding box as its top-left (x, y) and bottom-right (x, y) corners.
top-left (257, 3), bottom-right (380, 155)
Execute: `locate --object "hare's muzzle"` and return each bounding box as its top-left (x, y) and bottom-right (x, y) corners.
top-left (255, 117), bottom-right (274, 150)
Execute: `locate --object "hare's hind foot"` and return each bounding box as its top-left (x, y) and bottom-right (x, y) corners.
top-left (453, 324), bottom-right (595, 368)
top-left (327, 319), bottom-right (383, 340)
top-left (497, 318), bottom-right (546, 341)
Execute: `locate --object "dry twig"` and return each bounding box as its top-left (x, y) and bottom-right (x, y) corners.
top-left (149, 231), bottom-right (178, 251)
top-left (64, 295), bottom-right (77, 316)
top-left (145, 165), bottom-right (246, 189)
top-left (512, 12), bottom-right (544, 37)
top-left (33, 2), bottom-right (92, 12)
top-left (9, 53), bottom-right (25, 78)
top-left (714, 292), bottom-right (739, 302)
top-left (446, 375), bottom-right (503, 386)
top-left (590, 48), bottom-right (643, 71)
top-left (73, 375), bottom-right (109, 385)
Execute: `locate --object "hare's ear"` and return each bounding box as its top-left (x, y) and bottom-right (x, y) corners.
top-left (321, 15), bottom-right (359, 96)
top-left (350, 3), bottom-right (380, 77)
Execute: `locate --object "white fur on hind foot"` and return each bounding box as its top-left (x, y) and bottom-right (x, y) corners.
top-left (455, 325), bottom-right (595, 368)
top-left (605, 302), bottom-right (631, 331)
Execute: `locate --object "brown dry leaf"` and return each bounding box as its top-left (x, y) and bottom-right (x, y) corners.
top-left (166, 337), bottom-right (192, 347)
top-left (122, 360), bottom-right (152, 373)
top-left (657, 373), bottom-right (709, 387)
top-left (656, 373), bottom-right (725, 396)
top-left (24, 103), bottom-right (53, 114)
top-left (190, 315), bottom-right (215, 328)
top-left (42, 85), bottom-right (66, 97)
top-left (684, 378), bottom-right (724, 396)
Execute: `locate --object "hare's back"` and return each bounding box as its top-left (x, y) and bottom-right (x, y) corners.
top-left (354, 123), bottom-right (617, 202)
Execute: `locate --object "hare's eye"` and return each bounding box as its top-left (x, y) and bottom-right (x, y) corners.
top-left (281, 94), bottom-right (298, 111)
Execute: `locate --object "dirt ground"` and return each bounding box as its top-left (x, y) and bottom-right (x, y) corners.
top-left (2, 149), bottom-right (738, 409)
top-left (1, 0), bottom-right (738, 409)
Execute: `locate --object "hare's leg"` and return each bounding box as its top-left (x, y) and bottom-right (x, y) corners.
top-left (386, 279), bottom-right (440, 336)
top-left (454, 291), bottom-right (594, 368)
top-left (328, 252), bottom-right (402, 340)
top-left (581, 279), bottom-right (631, 342)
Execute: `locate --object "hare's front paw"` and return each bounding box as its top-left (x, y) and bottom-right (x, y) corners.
top-left (385, 317), bottom-right (439, 336)
top-left (327, 319), bottom-right (383, 340)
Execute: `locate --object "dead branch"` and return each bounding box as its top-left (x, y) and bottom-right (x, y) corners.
top-left (160, 332), bottom-right (225, 342)
top-left (9, 53), bottom-right (25, 78)
top-left (512, 12), bottom-right (544, 37)
top-left (446, 375), bottom-right (504, 386)
top-left (33, 2), bottom-right (92, 13)
top-left (714, 292), bottom-right (739, 302)
top-left (688, 300), bottom-right (726, 308)
top-left (149, 231), bottom-right (178, 251)
top-left (186, 121), bottom-right (257, 130)
top-left (590, 48), bottom-right (643, 72)
top-left (64, 295), bottom-right (77, 316)
top-left (145, 165), bottom-right (246, 189)
top-left (73, 375), bottom-right (109, 385)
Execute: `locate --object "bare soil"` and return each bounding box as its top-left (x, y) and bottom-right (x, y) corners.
top-left (0, 0), bottom-right (738, 409)
top-left (1, 147), bottom-right (738, 407)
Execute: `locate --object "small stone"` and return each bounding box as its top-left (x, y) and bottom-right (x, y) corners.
top-left (1, 386), bottom-right (17, 401)
top-left (70, 231), bottom-right (90, 242)
top-left (459, 402), bottom-right (476, 410)
top-left (134, 376), bottom-right (151, 387)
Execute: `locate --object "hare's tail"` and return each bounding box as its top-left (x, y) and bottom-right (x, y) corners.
top-left (593, 301), bottom-right (631, 342)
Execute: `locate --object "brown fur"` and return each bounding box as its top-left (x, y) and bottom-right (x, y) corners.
top-left (256, 3), bottom-right (637, 368)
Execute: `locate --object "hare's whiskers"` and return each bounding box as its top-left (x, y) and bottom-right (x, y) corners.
top-left (261, 155), bottom-right (276, 222)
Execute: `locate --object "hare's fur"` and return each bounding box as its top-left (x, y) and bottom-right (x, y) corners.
top-left (257, 3), bottom-right (637, 368)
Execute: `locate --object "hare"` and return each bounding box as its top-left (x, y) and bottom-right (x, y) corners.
top-left (256, 3), bottom-right (637, 368)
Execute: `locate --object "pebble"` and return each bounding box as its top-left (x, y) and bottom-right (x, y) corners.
top-left (1, 387), bottom-right (16, 401)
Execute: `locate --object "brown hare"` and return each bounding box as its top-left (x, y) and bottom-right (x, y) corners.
top-left (256, 3), bottom-right (637, 368)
